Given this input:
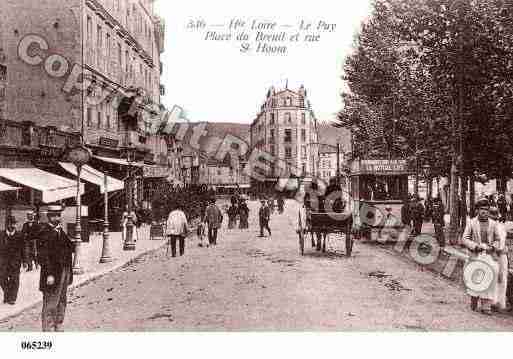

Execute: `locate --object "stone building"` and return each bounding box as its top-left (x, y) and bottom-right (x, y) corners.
top-left (250, 85), bottom-right (320, 189)
top-left (318, 144), bottom-right (344, 182)
top-left (0, 0), bottom-right (170, 230)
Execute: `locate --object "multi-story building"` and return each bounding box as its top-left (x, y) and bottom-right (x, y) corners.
top-left (318, 144), bottom-right (344, 182)
top-left (0, 0), bottom-right (170, 228)
top-left (250, 85), bottom-right (320, 189)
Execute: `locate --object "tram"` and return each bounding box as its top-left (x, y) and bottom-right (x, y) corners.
top-left (347, 158), bottom-right (413, 240)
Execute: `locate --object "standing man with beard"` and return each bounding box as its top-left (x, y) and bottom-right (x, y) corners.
top-left (38, 205), bottom-right (75, 332)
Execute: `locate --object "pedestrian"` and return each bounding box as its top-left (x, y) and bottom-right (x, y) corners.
top-left (424, 197), bottom-right (433, 223)
top-left (197, 221), bottom-right (207, 247)
top-left (401, 196), bottom-right (411, 231)
top-left (488, 207), bottom-right (509, 312)
top-left (238, 198), bottom-right (249, 229)
top-left (258, 199), bottom-right (272, 238)
top-left (21, 209), bottom-right (40, 272)
top-left (462, 198), bottom-right (506, 315)
top-left (0, 216), bottom-right (24, 305)
top-left (411, 195), bottom-right (424, 236)
top-left (38, 205), bottom-right (75, 331)
top-left (204, 198), bottom-right (223, 246)
top-left (268, 197), bottom-right (275, 215)
top-left (497, 194), bottom-right (507, 223)
top-left (432, 196), bottom-right (445, 248)
top-left (277, 196), bottom-right (285, 214)
top-left (227, 202), bottom-right (238, 229)
top-left (165, 203), bottom-right (189, 257)
top-left (121, 205), bottom-right (138, 243)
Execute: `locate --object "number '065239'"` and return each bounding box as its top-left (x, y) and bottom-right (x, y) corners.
top-left (20, 341), bottom-right (53, 350)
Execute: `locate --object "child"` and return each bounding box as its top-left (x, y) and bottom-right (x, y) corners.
top-left (197, 221), bottom-right (207, 247)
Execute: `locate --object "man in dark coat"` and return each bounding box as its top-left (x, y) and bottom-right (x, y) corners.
top-left (0, 216), bottom-right (24, 305)
top-left (432, 197), bottom-right (446, 247)
top-left (38, 205), bottom-right (75, 332)
top-left (411, 196), bottom-right (425, 236)
top-left (258, 199), bottom-right (271, 238)
top-left (21, 210), bottom-right (40, 271)
top-left (401, 196), bottom-right (411, 229)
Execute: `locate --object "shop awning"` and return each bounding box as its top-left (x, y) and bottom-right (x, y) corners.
top-left (94, 155), bottom-right (144, 167)
top-left (0, 168), bottom-right (84, 203)
top-left (59, 163), bottom-right (124, 193)
top-left (0, 182), bottom-right (19, 192)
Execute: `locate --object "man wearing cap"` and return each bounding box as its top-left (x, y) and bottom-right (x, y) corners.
top-left (204, 198), bottom-right (223, 246)
top-left (38, 205), bottom-right (75, 331)
top-left (21, 210), bottom-right (40, 272)
top-left (0, 216), bottom-right (24, 305)
top-left (462, 198), bottom-right (506, 315)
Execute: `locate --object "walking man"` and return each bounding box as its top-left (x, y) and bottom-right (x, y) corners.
top-left (204, 198), bottom-right (223, 245)
top-left (259, 199), bottom-right (271, 238)
top-left (0, 216), bottom-right (24, 305)
top-left (432, 197), bottom-right (445, 248)
top-left (411, 195), bottom-right (424, 236)
top-left (165, 203), bottom-right (189, 257)
top-left (38, 205), bottom-right (75, 332)
top-left (22, 210), bottom-right (40, 271)
top-left (238, 198), bottom-right (249, 229)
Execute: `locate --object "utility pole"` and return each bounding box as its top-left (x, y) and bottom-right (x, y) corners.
top-left (336, 142), bottom-right (341, 186)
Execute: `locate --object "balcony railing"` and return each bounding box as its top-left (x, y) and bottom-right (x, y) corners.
top-left (0, 119), bottom-right (80, 149)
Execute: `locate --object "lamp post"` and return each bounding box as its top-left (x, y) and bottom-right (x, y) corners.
top-left (123, 144), bottom-right (136, 251)
top-left (100, 173), bottom-right (112, 263)
top-left (67, 145), bottom-right (92, 275)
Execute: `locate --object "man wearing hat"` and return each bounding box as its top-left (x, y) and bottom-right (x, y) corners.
top-left (203, 198), bottom-right (223, 246)
top-left (432, 196), bottom-right (446, 248)
top-left (21, 209), bottom-right (40, 272)
top-left (258, 198), bottom-right (271, 238)
top-left (462, 198), bottom-right (507, 315)
top-left (0, 216), bottom-right (24, 305)
top-left (38, 205), bottom-right (75, 331)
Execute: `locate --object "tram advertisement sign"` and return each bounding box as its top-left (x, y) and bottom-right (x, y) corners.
top-left (352, 159), bottom-right (409, 173)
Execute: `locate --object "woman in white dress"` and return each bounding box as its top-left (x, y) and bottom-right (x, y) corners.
top-left (488, 207), bottom-right (509, 311)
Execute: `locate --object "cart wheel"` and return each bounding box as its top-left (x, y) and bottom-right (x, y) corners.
top-left (299, 231), bottom-right (305, 256)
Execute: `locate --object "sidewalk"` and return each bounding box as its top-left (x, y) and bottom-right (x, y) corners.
top-left (0, 226), bottom-right (166, 322)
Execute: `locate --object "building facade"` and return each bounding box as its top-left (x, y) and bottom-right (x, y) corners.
top-left (0, 0), bottom-right (171, 229)
top-left (250, 85), bottom-right (320, 183)
top-left (318, 145), bottom-right (344, 182)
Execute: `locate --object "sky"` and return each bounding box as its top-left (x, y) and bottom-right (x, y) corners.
top-left (154, 0), bottom-right (372, 124)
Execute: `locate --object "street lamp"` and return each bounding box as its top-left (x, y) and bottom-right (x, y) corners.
top-left (100, 172), bottom-right (112, 263)
top-left (67, 144), bottom-right (92, 275)
top-left (123, 144), bottom-right (136, 251)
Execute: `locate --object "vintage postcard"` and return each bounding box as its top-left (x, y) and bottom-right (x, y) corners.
top-left (0, 0), bottom-right (512, 356)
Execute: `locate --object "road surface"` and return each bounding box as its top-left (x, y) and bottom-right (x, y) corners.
top-left (2, 200), bottom-right (513, 331)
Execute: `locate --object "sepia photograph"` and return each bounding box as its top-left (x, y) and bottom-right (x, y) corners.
top-left (0, 0), bottom-right (513, 355)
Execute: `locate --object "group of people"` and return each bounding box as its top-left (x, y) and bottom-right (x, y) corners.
top-left (0, 205), bottom-right (76, 331)
top-left (226, 196), bottom-right (250, 230)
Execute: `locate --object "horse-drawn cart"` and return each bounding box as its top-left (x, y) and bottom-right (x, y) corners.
top-left (298, 211), bottom-right (354, 257)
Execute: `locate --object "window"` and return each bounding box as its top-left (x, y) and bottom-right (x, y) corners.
top-left (302, 163), bottom-right (306, 176)
top-left (97, 25), bottom-right (102, 67)
top-left (217, 169), bottom-right (221, 176)
top-left (86, 107), bottom-right (92, 127)
top-left (0, 64), bottom-right (6, 81)
top-left (284, 129), bottom-right (292, 143)
top-left (270, 129), bottom-right (275, 143)
top-left (270, 145), bottom-right (275, 156)
top-left (285, 112), bottom-right (291, 123)
top-left (97, 111), bottom-right (102, 129)
top-left (301, 129), bottom-right (306, 142)
top-left (106, 33), bottom-right (111, 71)
top-left (301, 145), bottom-right (307, 158)
top-left (283, 98), bottom-right (287, 106)
top-left (288, 97), bottom-right (292, 106)
top-left (285, 147), bottom-right (292, 158)
top-left (106, 115), bottom-right (111, 130)
top-left (301, 112), bottom-right (306, 125)
top-left (270, 113), bottom-right (275, 125)
top-left (86, 16), bottom-right (92, 43)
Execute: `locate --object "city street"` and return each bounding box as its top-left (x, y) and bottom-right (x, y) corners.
top-left (2, 200), bottom-right (513, 331)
